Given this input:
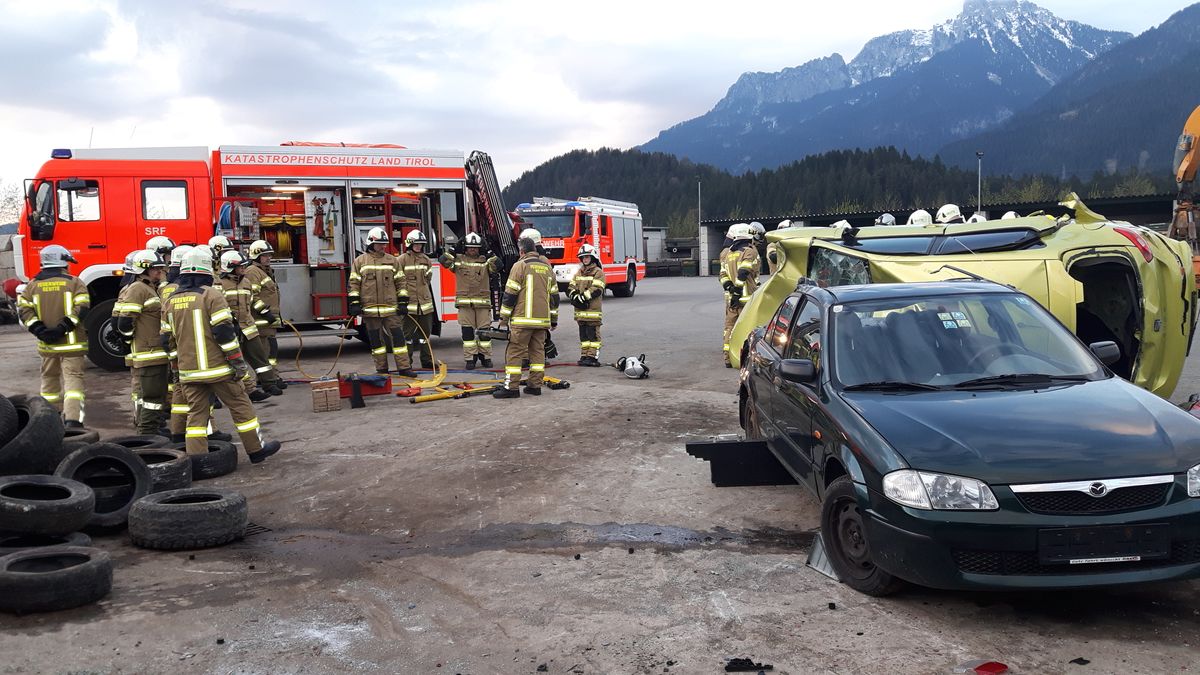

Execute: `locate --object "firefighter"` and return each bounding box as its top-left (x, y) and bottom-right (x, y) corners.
top-left (146, 235), bottom-right (176, 261)
top-left (494, 229), bottom-right (558, 398)
top-left (568, 243), bottom-right (605, 367)
top-left (720, 222), bottom-right (759, 368)
top-left (243, 240), bottom-right (285, 380)
top-left (166, 244), bottom-right (193, 284)
top-left (114, 250), bottom-right (169, 435)
top-left (217, 250), bottom-right (280, 398)
top-left (348, 227), bottom-right (414, 376)
top-left (162, 248), bottom-right (281, 463)
top-left (398, 230), bottom-right (437, 369)
top-left (208, 235), bottom-right (232, 267)
top-left (765, 220), bottom-right (792, 275)
top-left (439, 232), bottom-right (500, 369)
top-left (17, 245), bottom-right (90, 427)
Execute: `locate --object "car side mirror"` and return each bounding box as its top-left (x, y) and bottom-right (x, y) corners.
top-left (1089, 340), bottom-right (1120, 366)
top-left (779, 358), bottom-right (816, 384)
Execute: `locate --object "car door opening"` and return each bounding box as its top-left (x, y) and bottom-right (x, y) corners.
top-left (1068, 257), bottom-right (1140, 380)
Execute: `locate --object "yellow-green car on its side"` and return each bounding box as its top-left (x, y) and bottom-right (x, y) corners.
top-left (729, 196), bottom-right (1198, 399)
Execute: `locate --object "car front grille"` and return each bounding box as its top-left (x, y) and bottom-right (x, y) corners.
top-left (953, 539), bottom-right (1200, 576)
top-left (1016, 483), bottom-right (1170, 515)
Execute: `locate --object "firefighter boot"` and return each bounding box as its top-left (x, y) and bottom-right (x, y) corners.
top-left (209, 430), bottom-right (233, 442)
top-left (492, 386), bottom-right (520, 399)
top-left (482, 358), bottom-right (494, 368)
top-left (248, 439), bottom-right (282, 464)
top-left (522, 386), bottom-right (542, 396)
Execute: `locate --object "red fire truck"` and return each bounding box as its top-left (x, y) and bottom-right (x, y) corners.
top-left (18, 143), bottom-right (520, 370)
top-left (512, 197), bottom-right (646, 295)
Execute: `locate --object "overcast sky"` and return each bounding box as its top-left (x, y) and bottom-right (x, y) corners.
top-left (0, 0), bottom-right (1187, 188)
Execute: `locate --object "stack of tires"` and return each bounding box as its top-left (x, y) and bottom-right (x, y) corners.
top-left (0, 394), bottom-right (251, 614)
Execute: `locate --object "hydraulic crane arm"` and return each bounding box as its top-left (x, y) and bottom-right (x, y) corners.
top-left (1171, 105), bottom-right (1200, 253)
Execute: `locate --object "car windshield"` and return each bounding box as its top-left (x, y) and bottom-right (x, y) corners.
top-left (832, 292), bottom-right (1106, 388)
top-left (519, 214), bottom-right (577, 237)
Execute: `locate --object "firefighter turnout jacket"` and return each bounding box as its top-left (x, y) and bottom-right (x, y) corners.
top-left (162, 284), bottom-right (242, 383)
top-left (721, 243), bottom-right (761, 307)
top-left (218, 275), bottom-right (270, 338)
top-left (114, 278), bottom-right (168, 367)
top-left (500, 252), bottom-right (559, 328)
top-left (243, 262), bottom-right (281, 330)
top-left (443, 251), bottom-right (499, 308)
top-left (568, 261), bottom-right (605, 324)
top-left (348, 250), bottom-right (405, 316)
top-left (397, 251), bottom-right (435, 315)
top-left (18, 269), bottom-right (90, 355)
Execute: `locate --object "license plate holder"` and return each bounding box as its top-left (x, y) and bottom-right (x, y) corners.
top-left (1038, 523), bottom-right (1170, 565)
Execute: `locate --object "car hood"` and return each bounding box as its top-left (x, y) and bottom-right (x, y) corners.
top-left (841, 378), bottom-right (1200, 485)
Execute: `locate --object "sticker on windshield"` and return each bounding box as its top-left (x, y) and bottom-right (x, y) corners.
top-left (832, 305), bottom-right (844, 313)
top-left (951, 311), bottom-right (967, 320)
top-left (942, 320), bottom-right (959, 329)
top-left (956, 319), bottom-right (972, 328)
top-left (938, 312), bottom-right (952, 320)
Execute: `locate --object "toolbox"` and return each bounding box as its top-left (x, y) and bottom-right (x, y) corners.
top-left (338, 373), bottom-right (393, 398)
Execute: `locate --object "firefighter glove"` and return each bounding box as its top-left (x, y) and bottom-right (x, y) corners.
top-left (40, 327), bottom-right (65, 342)
top-left (59, 316), bottom-right (76, 330)
top-left (262, 311), bottom-right (278, 326)
top-left (438, 252), bottom-right (454, 266)
top-left (486, 255), bottom-right (499, 267)
top-left (28, 321), bottom-right (46, 339)
top-left (230, 355), bottom-right (252, 382)
top-left (348, 301), bottom-right (362, 317)
top-left (722, 280), bottom-right (736, 294)
top-left (728, 291), bottom-right (742, 310)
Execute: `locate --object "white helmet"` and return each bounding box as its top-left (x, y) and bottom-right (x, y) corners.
top-left (966, 213), bottom-right (987, 224)
top-left (218, 249), bottom-right (248, 274)
top-left (748, 222), bottom-right (766, 240)
top-left (907, 209), bottom-right (933, 226)
top-left (617, 354), bottom-right (650, 379)
top-left (248, 240), bottom-right (274, 258)
top-left (365, 227), bottom-right (389, 246)
top-left (145, 236), bottom-right (175, 256)
top-left (830, 219), bottom-right (852, 231)
top-left (1001, 211), bottom-right (1019, 220)
top-left (208, 235), bottom-right (232, 252)
top-left (122, 251), bottom-right (139, 274)
top-left (874, 213), bottom-right (896, 226)
top-left (776, 220), bottom-right (793, 230)
top-left (463, 232), bottom-right (484, 248)
top-left (180, 247), bottom-right (214, 276)
top-left (170, 244), bottom-right (194, 267)
top-left (577, 243), bottom-right (599, 263)
top-left (519, 228), bottom-right (542, 245)
top-left (936, 204), bottom-right (964, 224)
top-left (727, 223), bottom-right (753, 241)
top-left (39, 245), bottom-right (76, 269)
top-left (405, 230), bottom-right (428, 247)
top-left (130, 249), bottom-right (166, 275)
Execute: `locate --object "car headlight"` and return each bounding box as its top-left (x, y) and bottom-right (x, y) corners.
top-left (882, 469), bottom-right (999, 510)
top-left (1188, 463), bottom-right (1200, 497)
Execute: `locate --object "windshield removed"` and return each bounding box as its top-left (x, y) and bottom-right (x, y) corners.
top-left (833, 292), bottom-right (1105, 389)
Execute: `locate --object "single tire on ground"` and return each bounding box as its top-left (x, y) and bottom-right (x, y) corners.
top-left (0, 531), bottom-right (91, 555)
top-left (105, 435), bottom-right (170, 451)
top-left (168, 441), bottom-right (238, 481)
top-left (135, 449), bottom-right (192, 492)
top-left (0, 546), bottom-right (113, 614)
top-left (0, 475), bottom-right (95, 536)
top-left (0, 396), bottom-right (18, 448)
top-left (0, 395), bottom-right (66, 476)
top-left (128, 488), bottom-right (248, 550)
top-left (54, 443), bottom-right (152, 529)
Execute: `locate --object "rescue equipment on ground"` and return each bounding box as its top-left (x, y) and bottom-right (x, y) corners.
top-left (615, 354), bottom-right (650, 379)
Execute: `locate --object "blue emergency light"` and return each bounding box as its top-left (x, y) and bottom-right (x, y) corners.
top-left (517, 203), bottom-right (533, 209)
top-left (51, 149), bottom-right (72, 159)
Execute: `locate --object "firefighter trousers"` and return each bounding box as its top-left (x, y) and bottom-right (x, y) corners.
top-left (168, 381), bottom-right (187, 437)
top-left (404, 313), bottom-right (435, 368)
top-left (261, 326), bottom-right (279, 367)
top-left (363, 315), bottom-right (410, 372)
top-left (242, 334), bottom-right (280, 386)
top-left (181, 379), bottom-right (263, 457)
top-left (457, 306), bottom-right (492, 359)
top-left (577, 322), bottom-right (601, 358)
top-left (40, 355), bottom-right (85, 424)
top-left (504, 327), bottom-right (547, 390)
top-left (723, 305), bottom-right (743, 366)
top-left (134, 364), bottom-right (169, 435)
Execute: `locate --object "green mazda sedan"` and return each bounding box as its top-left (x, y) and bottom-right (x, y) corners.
top-left (740, 279), bottom-right (1200, 595)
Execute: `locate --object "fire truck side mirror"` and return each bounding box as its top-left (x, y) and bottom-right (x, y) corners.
top-left (26, 181), bottom-right (56, 241)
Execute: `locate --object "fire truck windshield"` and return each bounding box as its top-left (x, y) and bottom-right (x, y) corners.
top-left (519, 214), bottom-right (576, 237)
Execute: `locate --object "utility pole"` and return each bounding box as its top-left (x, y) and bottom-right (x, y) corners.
top-left (697, 177), bottom-right (708, 277)
top-left (976, 151), bottom-right (984, 215)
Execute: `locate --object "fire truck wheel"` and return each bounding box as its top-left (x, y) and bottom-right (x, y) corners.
top-left (611, 265), bottom-right (638, 298)
top-left (85, 299), bottom-right (130, 372)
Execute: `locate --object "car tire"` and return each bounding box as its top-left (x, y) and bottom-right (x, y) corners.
top-left (54, 443), bottom-right (152, 529)
top-left (741, 393), bottom-right (765, 440)
top-left (0, 531), bottom-right (91, 555)
top-left (0, 475), bottom-right (96, 536)
top-left (85, 298), bottom-right (128, 372)
top-left (135, 449), bottom-right (192, 493)
top-left (168, 441), bottom-right (238, 481)
top-left (0, 395), bottom-right (66, 476)
top-left (820, 476), bottom-right (905, 597)
top-left (0, 546), bottom-right (113, 614)
top-left (128, 488), bottom-right (248, 550)
top-left (62, 427), bottom-right (100, 446)
top-left (105, 434), bottom-right (170, 451)
top-left (0, 395), bottom-right (18, 447)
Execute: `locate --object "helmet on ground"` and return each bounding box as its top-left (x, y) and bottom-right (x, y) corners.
top-left (248, 240), bottom-right (274, 258)
top-left (577, 243), bottom-right (599, 262)
top-left (130, 249), bottom-right (166, 275)
top-left (519, 228), bottom-right (542, 245)
top-left (874, 213), bottom-right (897, 226)
top-left (208, 235), bottom-right (232, 252)
top-left (170, 244), bottom-right (194, 266)
top-left (463, 232), bottom-right (484, 247)
top-left (146, 236), bottom-right (175, 256)
top-left (365, 227), bottom-right (389, 246)
top-left (907, 209), bottom-right (933, 226)
top-left (39, 245), bottom-right (76, 269)
top-left (218, 249), bottom-right (248, 274)
top-left (1001, 211), bottom-right (1019, 220)
top-left (405, 230), bottom-right (428, 247)
top-left (727, 223), bottom-right (753, 241)
top-left (180, 247), bottom-right (214, 276)
top-left (966, 213), bottom-right (987, 224)
top-left (775, 219), bottom-right (793, 230)
top-left (616, 354), bottom-right (650, 379)
top-left (936, 203), bottom-right (964, 224)
top-left (749, 222), bottom-right (766, 240)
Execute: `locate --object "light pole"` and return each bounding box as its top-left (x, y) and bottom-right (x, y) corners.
top-left (697, 177), bottom-right (708, 277)
top-left (976, 151), bottom-right (984, 215)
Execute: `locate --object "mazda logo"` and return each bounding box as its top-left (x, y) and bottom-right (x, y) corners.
top-left (1088, 482), bottom-right (1109, 497)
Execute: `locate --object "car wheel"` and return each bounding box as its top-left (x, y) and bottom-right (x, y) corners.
top-left (820, 476), bottom-right (905, 596)
top-left (742, 394), bottom-right (765, 440)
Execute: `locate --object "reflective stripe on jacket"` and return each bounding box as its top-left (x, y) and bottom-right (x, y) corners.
top-left (348, 251), bottom-right (404, 316)
top-left (444, 252), bottom-right (499, 307)
top-left (162, 287), bottom-right (238, 383)
top-left (499, 252), bottom-right (559, 328)
top-left (115, 278), bottom-right (168, 367)
top-left (218, 275), bottom-right (261, 339)
top-left (569, 261), bottom-right (605, 324)
top-left (244, 263), bottom-right (281, 327)
top-left (722, 245), bottom-right (760, 306)
top-left (397, 251), bottom-right (435, 315)
top-left (18, 271), bottom-right (90, 355)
